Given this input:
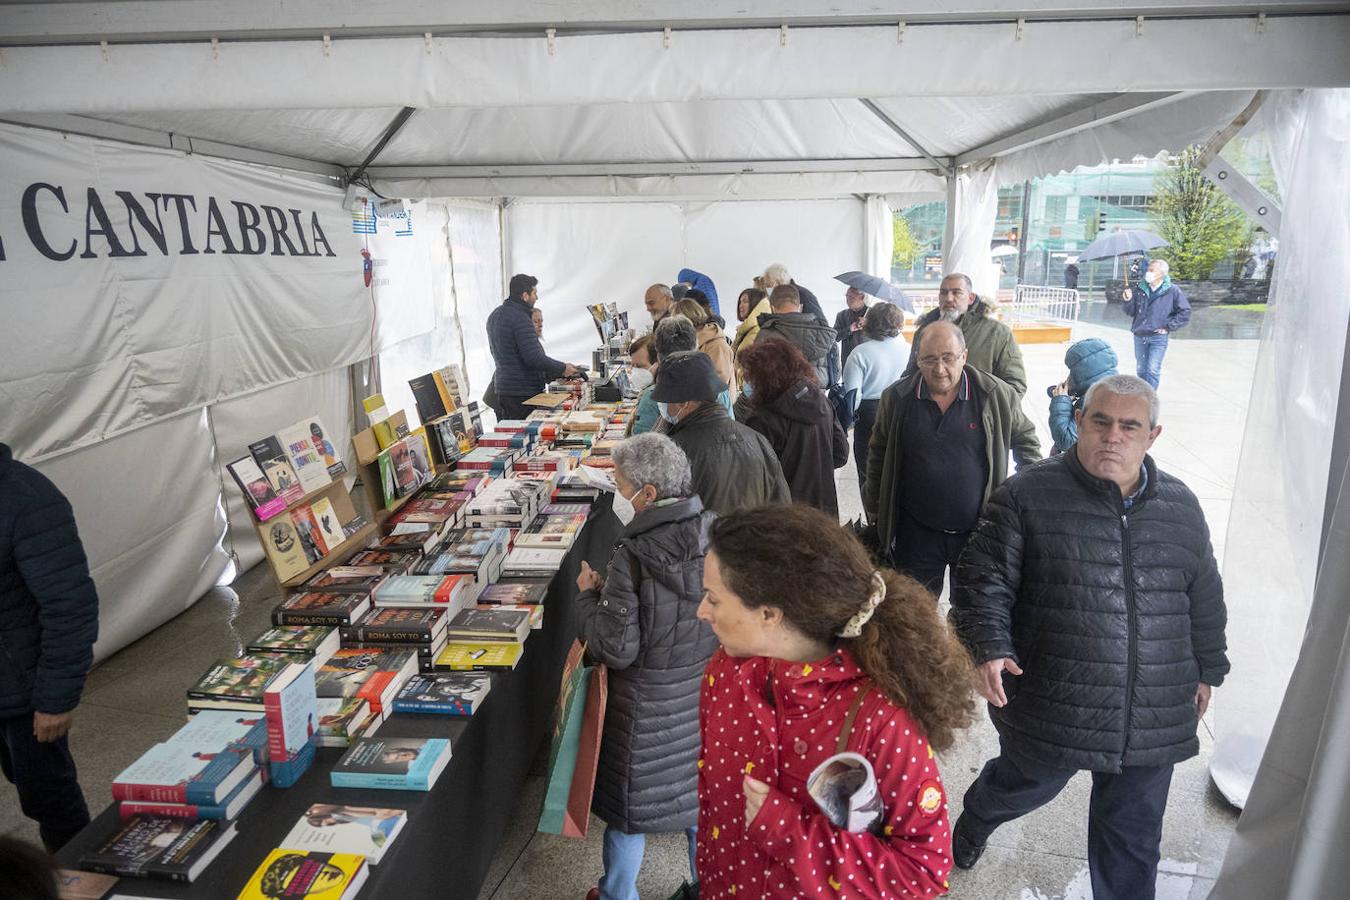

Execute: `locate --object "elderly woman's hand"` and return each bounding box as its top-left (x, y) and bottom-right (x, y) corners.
top-left (576, 560), bottom-right (606, 593)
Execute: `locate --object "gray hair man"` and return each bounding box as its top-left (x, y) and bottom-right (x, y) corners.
top-left (950, 373), bottom-right (1228, 900)
top-left (903, 272), bottom-right (1028, 396)
top-left (644, 283), bottom-right (675, 323)
top-left (1121, 258), bottom-right (1192, 390)
top-left (573, 429), bottom-right (717, 894)
top-left (761, 263), bottom-right (829, 326)
top-left (864, 320), bottom-right (1040, 595)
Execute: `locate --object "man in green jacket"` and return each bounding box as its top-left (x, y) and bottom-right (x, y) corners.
top-left (904, 273), bottom-right (1028, 397)
top-left (865, 322), bottom-right (1041, 595)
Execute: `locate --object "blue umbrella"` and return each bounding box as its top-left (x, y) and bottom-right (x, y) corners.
top-left (834, 271), bottom-right (913, 313)
top-left (1076, 229), bottom-right (1168, 262)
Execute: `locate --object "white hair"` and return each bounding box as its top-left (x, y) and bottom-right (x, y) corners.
top-left (763, 263), bottom-right (790, 286)
top-left (1083, 374), bottom-right (1160, 427)
top-left (1150, 259), bottom-right (1170, 275)
top-left (612, 433), bottom-right (692, 499)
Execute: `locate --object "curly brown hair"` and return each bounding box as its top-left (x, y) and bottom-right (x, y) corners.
top-left (862, 301), bottom-right (904, 340)
top-left (708, 504), bottom-right (977, 752)
top-left (737, 337), bottom-right (818, 401)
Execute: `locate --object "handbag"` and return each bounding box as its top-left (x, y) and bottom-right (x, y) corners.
top-left (537, 640), bottom-right (608, 838)
top-left (828, 384), bottom-right (857, 432)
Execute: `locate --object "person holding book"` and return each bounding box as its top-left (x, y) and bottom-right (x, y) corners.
top-left (0, 443), bottom-right (99, 851)
top-left (574, 433), bottom-right (718, 900)
top-left (694, 504), bottom-right (977, 898)
top-left (486, 274), bottom-right (583, 420)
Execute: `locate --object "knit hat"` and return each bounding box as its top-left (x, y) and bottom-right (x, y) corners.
top-left (651, 351), bottom-right (727, 403)
top-left (1064, 338), bottom-right (1119, 392)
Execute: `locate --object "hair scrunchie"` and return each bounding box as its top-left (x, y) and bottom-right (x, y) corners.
top-left (838, 571), bottom-right (888, 638)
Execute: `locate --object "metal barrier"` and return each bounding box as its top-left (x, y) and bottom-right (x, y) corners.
top-left (1005, 285), bottom-right (1082, 324)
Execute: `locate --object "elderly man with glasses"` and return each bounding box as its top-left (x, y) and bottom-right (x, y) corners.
top-left (864, 321), bottom-right (1041, 596)
top-left (903, 272), bottom-right (1028, 396)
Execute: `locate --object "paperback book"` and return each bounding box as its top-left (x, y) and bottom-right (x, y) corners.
top-left (247, 625), bottom-right (340, 665)
top-left (79, 816), bottom-right (237, 883)
top-left (259, 516), bottom-right (310, 581)
top-left (479, 580), bottom-right (549, 605)
top-left (168, 710), bottom-right (267, 764)
top-left (279, 803), bottom-right (408, 865)
top-left (118, 768), bottom-right (264, 822)
top-left (434, 641), bottom-right (525, 671)
top-left (330, 737), bottom-right (451, 791)
top-left (226, 456), bottom-right (286, 520)
top-left (112, 742), bottom-right (255, 806)
top-left (315, 647), bottom-right (418, 713)
top-left (391, 672), bottom-right (491, 716)
top-left (304, 566), bottom-right (387, 595)
top-left (310, 496), bottom-right (349, 552)
top-left (263, 660), bottom-right (318, 763)
top-left (238, 849), bottom-right (367, 900)
top-left (273, 591), bottom-right (372, 628)
top-left (248, 435), bottom-right (303, 505)
top-left (276, 419), bottom-right (334, 494)
top-left (289, 505), bottom-right (329, 564)
top-left (444, 607), bottom-right (532, 644)
top-left (187, 654), bottom-right (291, 710)
top-left (342, 607), bottom-right (447, 643)
top-left (316, 697), bottom-right (372, 748)
top-left (372, 574), bottom-right (473, 613)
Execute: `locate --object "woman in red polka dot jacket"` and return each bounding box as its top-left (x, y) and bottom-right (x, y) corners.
top-left (694, 505), bottom-right (977, 898)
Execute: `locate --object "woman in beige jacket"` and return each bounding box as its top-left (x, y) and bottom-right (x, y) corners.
top-left (672, 299), bottom-right (737, 395)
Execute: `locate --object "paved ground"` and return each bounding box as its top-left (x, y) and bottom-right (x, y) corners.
top-left (1, 309), bottom-right (1255, 899)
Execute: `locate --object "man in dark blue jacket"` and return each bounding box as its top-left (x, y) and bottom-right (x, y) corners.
top-left (486, 274), bottom-right (581, 419)
top-left (0, 444), bottom-right (99, 850)
top-left (1121, 258), bottom-right (1191, 389)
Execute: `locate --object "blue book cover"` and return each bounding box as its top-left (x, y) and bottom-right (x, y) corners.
top-left (172, 711), bottom-right (268, 765)
top-left (113, 743), bottom-right (253, 806)
top-left (269, 740), bottom-right (317, 789)
top-left (391, 672), bottom-right (490, 716)
top-left (330, 737), bottom-right (451, 791)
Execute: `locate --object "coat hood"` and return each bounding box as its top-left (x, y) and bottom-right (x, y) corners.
top-left (677, 268), bottom-right (720, 314)
top-left (622, 496), bottom-right (713, 591)
top-left (758, 378), bottom-right (831, 425)
top-left (757, 311), bottom-right (837, 361)
top-left (1064, 338), bottom-right (1119, 392)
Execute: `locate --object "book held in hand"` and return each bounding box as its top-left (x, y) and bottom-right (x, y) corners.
top-left (279, 803), bottom-right (408, 865)
top-left (237, 849), bottom-right (367, 900)
top-left (79, 815), bottom-right (237, 883)
top-left (806, 751), bottom-right (885, 834)
top-left (331, 737), bottom-right (451, 791)
top-left (392, 671), bottom-right (491, 716)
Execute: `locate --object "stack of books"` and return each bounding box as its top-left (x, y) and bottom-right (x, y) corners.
top-left (392, 671), bottom-right (492, 716)
top-left (478, 580), bottom-right (549, 606)
top-left (455, 445), bottom-right (520, 476)
top-left (462, 478), bottom-right (542, 529)
top-left (434, 641), bottom-right (525, 672)
top-left (272, 591), bottom-right (372, 628)
top-left (501, 546), bottom-right (568, 578)
top-left (79, 816), bottom-right (238, 883)
top-left (478, 430), bottom-right (535, 452)
top-left (316, 696), bottom-right (381, 748)
top-left (421, 469), bottom-right (487, 497)
top-left (515, 511), bottom-right (586, 550)
top-left (341, 607), bottom-right (449, 673)
top-left (371, 574), bottom-right (476, 616)
top-left (444, 607), bottom-right (532, 644)
top-left (112, 713), bottom-right (266, 822)
top-left (331, 737), bottom-right (451, 792)
top-left (316, 647), bottom-right (419, 718)
top-left (345, 548), bottom-right (420, 574)
top-left (414, 527), bottom-right (509, 588)
top-left (246, 624), bottom-right (340, 665)
top-left (302, 565), bottom-right (387, 596)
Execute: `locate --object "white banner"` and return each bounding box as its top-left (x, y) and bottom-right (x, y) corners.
top-left (0, 123), bottom-right (391, 461)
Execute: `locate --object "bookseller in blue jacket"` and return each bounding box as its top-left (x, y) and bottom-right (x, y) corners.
top-left (486, 274), bottom-right (582, 420)
top-left (0, 443), bottom-right (99, 850)
top-left (575, 433), bottom-right (717, 900)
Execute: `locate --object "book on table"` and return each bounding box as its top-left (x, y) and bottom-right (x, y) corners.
top-left (346, 549), bottom-right (419, 573)
top-left (118, 768), bottom-right (264, 822)
top-left (391, 672), bottom-right (492, 716)
top-left (304, 566), bottom-right (388, 595)
top-left (112, 742), bottom-right (255, 806)
top-left (315, 697), bottom-right (372, 748)
top-left (434, 641), bottom-right (525, 671)
top-left (443, 607), bottom-right (532, 643)
top-left (79, 816), bottom-right (237, 883)
top-left (372, 527), bottom-right (441, 555)
top-left (168, 710), bottom-right (268, 765)
top-left (330, 737), bottom-right (451, 791)
top-left (237, 849), bottom-right (367, 900)
top-left (372, 574), bottom-right (473, 614)
top-left (247, 625), bottom-right (341, 664)
top-left (273, 591), bottom-right (372, 627)
top-left (502, 546), bottom-right (568, 578)
top-left (186, 654), bottom-right (292, 712)
top-left (479, 579), bottom-right (549, 606)
top-left (514, 512), bottom-right (585, 548)
top-left (226, 455), bottom-right (286, 521)
top-left (263, 660), bottom-right (318, 763)
top-left (342, 607), bottom-right (447, 644)
top-left (315, 647), bottom-right (419, 714)
top-left (278, 803), bottom-right (408, 865)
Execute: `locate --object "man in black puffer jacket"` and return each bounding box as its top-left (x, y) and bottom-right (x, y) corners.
top-left (574, 433), bottom-right (718, 898)
top-left (949, 375), bottom-right (1228, 900)
top-left (0, 443), bottom-right (99, 850)
top-left (486, 274), bottom-right (581, 419)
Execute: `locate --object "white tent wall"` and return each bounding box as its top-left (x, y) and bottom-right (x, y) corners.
top-left (864, 195), bottom-right (894, 281)
top-left (1205, 89), bottom-right (1350, 820)
top-left (942, 164), bottom-right (1004, 298)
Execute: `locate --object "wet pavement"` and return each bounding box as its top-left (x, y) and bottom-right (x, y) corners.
top-left (1077, 299), bottom-right (1265, 341)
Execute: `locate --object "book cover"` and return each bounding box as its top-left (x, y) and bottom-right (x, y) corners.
top-left (273, 592), bottom-right (371, 628)
top-left (187, 655), bottom-right (291, 706)
top-left (408, 372), bottom-right (449, 424)
top-left (260, 516), bottom-right (310, 581)
top-left (444, 607), bottom-right (531, 643)
top-left (247, 625), bottom-right (339, 664)
top-left (479, 580), bottom-right (548, 605)
top-left (309, 497), bottom-right (349, 554)
top-left (362, 393), bottom-right (389, 424)
top-left (515, 513), bottom-right (586, 548)
top-left (238, 849), bottom-right (367, 900)
top-left (376, 446), bottom-right (398, 507)
top-left (268, 739), bottom-right (318, 789)
top-left (344, 607), bottom-right (446, 643)
top-left (169, 711), bottom-right (267, 768)
top-left (404, 429), bottom-right (434, 487)
top-left (248, 435), bottom-right (303, 505)
top-left (279, 804), bottom-right (407, 865)
top-left (305, 566), bottom-right (386, 594)
top-left (316, 648), bottom-right (418, 714)
top-left (372, 574), bottom-right (470, 610)
top-left (290, 505), bottom-right (329, 564)
top-left (112, 743), bottom-right (254, 805)
top-left (263, 660), bottom-right (318, 763)
top-left (503, 546), bottom-right (568, 575)
top-left (305, 416), bottom-right (348, 479)
top-left (391, 672), bottom-right (491, 716)
top-left (227, 456), bottom-right (286, 521)
top-left (330, 737), bottom-right (451, 791)
top-left (388, 439), bottom-right (419, 497)
top-left (434, 641), bottom-right (524, 671)
top-left (79, 816), bottom-right (236, 883)
top-left (316, 697), bottom-right (371, 748)
top-left (540, 502), bottom-right (591, 517)
top-left (118, 767), bottom-right (264, 822)
top-left (277, 419), bottom-right (333, 494)
top-left (436, 365), bottom-right (468, 410)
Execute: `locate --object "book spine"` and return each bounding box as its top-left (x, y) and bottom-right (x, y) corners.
top-left (356, 629), bottom-right (433, 642)
top-left (264, 687), bottom-right (287, 763)
top-left (274, 611), bottom-right (349, 627)
top-left (110, 782), bottom-right (187, 804)
top-left (119, 801), bottom-right (223, 820)
top-left (391, 699), bottom-right (472, 715)
top-left (330, 772), bottom-right (418, 790)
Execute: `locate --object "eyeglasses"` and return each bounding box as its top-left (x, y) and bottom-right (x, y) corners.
top-left (918, 353), bottom-right (962, 368)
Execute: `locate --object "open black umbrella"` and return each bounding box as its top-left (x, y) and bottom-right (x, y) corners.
top-left (1076, 229), bottom-right (1168, 262)
top-left (833, 271), bottom-right (913, 313)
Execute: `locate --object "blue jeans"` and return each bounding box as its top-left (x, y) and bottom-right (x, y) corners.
top-left (1133, 332), bottom-right (1169, 389)
top-left (960, 743), bottom-right (1173, 900)
top-left (599, 825), bottom-right (698, 900)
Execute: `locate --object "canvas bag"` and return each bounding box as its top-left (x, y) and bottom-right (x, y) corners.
top-left (538, 640), bottom-right (608, 838)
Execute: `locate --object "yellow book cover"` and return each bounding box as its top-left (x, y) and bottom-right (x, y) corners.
top-left (237, 848), bottom-right (365, 900)
top-left (431, 370), bottom-right (458, 415)
top-left (435, 641), bottom-right (524, 670)
top-left (372, 420), bottom-right (396, 450)
top-left (361, 394), bottom-right (389, 425)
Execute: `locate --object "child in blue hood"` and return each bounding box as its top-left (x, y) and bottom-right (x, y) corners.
top-left (1048, 338), bottom-right (1119, 452)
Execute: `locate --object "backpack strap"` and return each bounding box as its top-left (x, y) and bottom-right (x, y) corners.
top-left (836, 685), bottom-right (874, 755)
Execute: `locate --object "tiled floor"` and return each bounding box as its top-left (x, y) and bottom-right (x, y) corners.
top-left (2, 312), bottom-right (1253, 899)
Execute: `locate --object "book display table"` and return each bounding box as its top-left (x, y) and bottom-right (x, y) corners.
top-left (57, 499), bottom-right (623, 899)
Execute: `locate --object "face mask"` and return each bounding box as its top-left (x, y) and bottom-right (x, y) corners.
top-left (628, 367), bottom-right (654, 392)
top-left (742, 382), bottom-right (754, 399)
top-left (657, 401), bottom-right (680, 425)
top-left (612, 487), bottom-right (642, 526)
top-left (1145, 271), bottom-right (1162, 285)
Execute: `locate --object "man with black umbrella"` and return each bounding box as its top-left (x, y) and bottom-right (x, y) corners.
top-left (833, 286), bottom-right (870, 367)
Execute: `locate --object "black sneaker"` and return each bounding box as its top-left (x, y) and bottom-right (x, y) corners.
top-left (951, 815), bottom-right (987, 870)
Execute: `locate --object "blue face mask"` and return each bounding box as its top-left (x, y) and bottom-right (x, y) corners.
top-left (657, 401), bottom-right (680, 425)
top-left (742, 382), bottom-right (754, 399)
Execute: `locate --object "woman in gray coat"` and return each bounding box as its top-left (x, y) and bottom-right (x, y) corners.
top-left (575, 433), bottom-right (718, 900)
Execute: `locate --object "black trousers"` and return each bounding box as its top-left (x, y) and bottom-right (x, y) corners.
top-left (961, 742), bottom-right (1174, 900)
top-left (853, 398), bottom-right (880, 494)
top-left (497, 396), bottom-right (533, 421)
top-left (890, 506), bottom-right (972, 597)
top-left (0, 712), bottom-right (91, 851)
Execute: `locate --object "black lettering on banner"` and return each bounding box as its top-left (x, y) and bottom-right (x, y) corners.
top-left (262, 205), bottom-right (301, 256)
top-left (233, 202), bottom-right (267, 255)
top-left (203, 196), bottom-right (238, 254)
top-left (309, 211), bottom-right (336, 258)
top-left (82, 188), bottom-right (135, 259)
top-left (159, 193), bottom-right (200, 254)
top-left (116, 191), bottom-right (169, 257)
top-left (22, 182), bottom-right (78, 261)
top-left (288, 208), bottom-right (313, 256)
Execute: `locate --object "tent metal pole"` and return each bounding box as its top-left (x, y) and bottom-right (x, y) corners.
top-left (347, 106), bottom-right (417, 187)
top-left (858, 99), bottom-right (953, 177)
